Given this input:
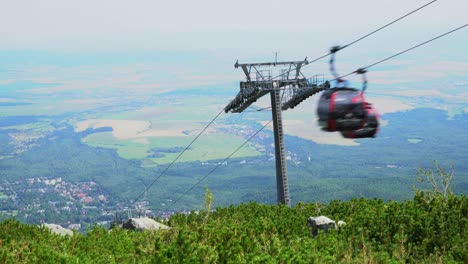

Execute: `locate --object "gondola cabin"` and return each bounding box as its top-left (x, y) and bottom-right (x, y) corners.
top-left (340, 102), bottom-right (379, 138)
top-left (317, 46), bottom-right (380, 139)
top-left (317, 87), bottom-right (367, 132)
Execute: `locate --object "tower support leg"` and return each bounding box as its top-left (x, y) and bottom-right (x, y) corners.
top-left (270, 88), bottom-right (290, 206)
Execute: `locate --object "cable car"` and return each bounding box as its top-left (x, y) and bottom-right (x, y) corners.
top-left (317, 46), bottom-right (379, 138)
top-left (317, 87), bottom-right (367, 131)
top-left (340, 101), bottom-right (379, 138)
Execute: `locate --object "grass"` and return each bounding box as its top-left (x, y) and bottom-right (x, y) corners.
top-left (78, 96), bottom-right (260, 165)
top-left (146, 135), bottom-right (260, 164)
top-left (83, 132), bottom-right (261, 164)
top-left (83, 132), bottom-right (150, 159)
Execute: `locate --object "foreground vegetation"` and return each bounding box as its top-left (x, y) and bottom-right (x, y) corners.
top-left (1, 193), bottom-right (466, 263)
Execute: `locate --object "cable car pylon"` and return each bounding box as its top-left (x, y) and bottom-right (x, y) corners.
top-left (225, 58), bottom-right (329, 206)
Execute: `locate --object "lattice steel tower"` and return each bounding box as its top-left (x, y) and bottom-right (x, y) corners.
top-left (225, 58), bottom-right (329, 206)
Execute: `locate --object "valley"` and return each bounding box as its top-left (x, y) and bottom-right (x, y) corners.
top-left (0, 52), bottom-right (467, 229)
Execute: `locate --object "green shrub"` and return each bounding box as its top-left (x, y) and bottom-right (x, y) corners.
top-left (0, 195), bottom-right (466, 263)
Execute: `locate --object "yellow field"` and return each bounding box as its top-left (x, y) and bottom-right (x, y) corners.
top-left (75, 119), bottom-right (201, 140)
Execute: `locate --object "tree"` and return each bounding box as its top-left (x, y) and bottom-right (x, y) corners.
top-left (415, 160), bottom-right (454, 201)
top-left (203, 186), bottom-right (213, 221)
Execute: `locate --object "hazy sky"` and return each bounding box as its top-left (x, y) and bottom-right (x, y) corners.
top-left (1, 0), bottom-right (467, 91)
top-left (2, 0), bottom-right (467, 53)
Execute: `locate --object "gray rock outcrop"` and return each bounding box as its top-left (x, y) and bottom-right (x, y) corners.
top-left (41, 223), bottom-right (74, 237)
top-left (307, 216), bottom-right (345, 237)
top-left (122, 217), bottom-right (170, 231)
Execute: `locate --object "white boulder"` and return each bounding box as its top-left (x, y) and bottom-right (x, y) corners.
top-left (122, 217), bottom-right (170, 231)
top-left (307, 216), bottom-right (345, 237)
top-left (41, 223), bottom-right (74, 237)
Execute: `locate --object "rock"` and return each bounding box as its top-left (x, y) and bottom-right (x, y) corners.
top-left (41, 223), bottom-right (74, 237)
top-left (122, 217), bottom-right (170, 231)
top-left (307, 216), bottom-right (337, 237)
top-left (337, 220), bottom-right (346, 227)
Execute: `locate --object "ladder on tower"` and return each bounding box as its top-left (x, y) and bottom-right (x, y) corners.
top-left (271, 87), bottom-right (290, 205)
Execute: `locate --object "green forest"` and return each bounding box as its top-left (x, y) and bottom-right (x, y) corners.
top-left (1, 191), bottom-right (466, 263)
top-left (1, 109), bottom-right (467, 206)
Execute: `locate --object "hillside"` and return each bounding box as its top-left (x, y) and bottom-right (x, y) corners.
top-left (1, 109), bottom-right (467, 225)
top-left (1, 193), bottom-right (466, 263)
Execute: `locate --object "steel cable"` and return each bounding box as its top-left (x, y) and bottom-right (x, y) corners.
top-left (163, 120), bottom-right (273, 211)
